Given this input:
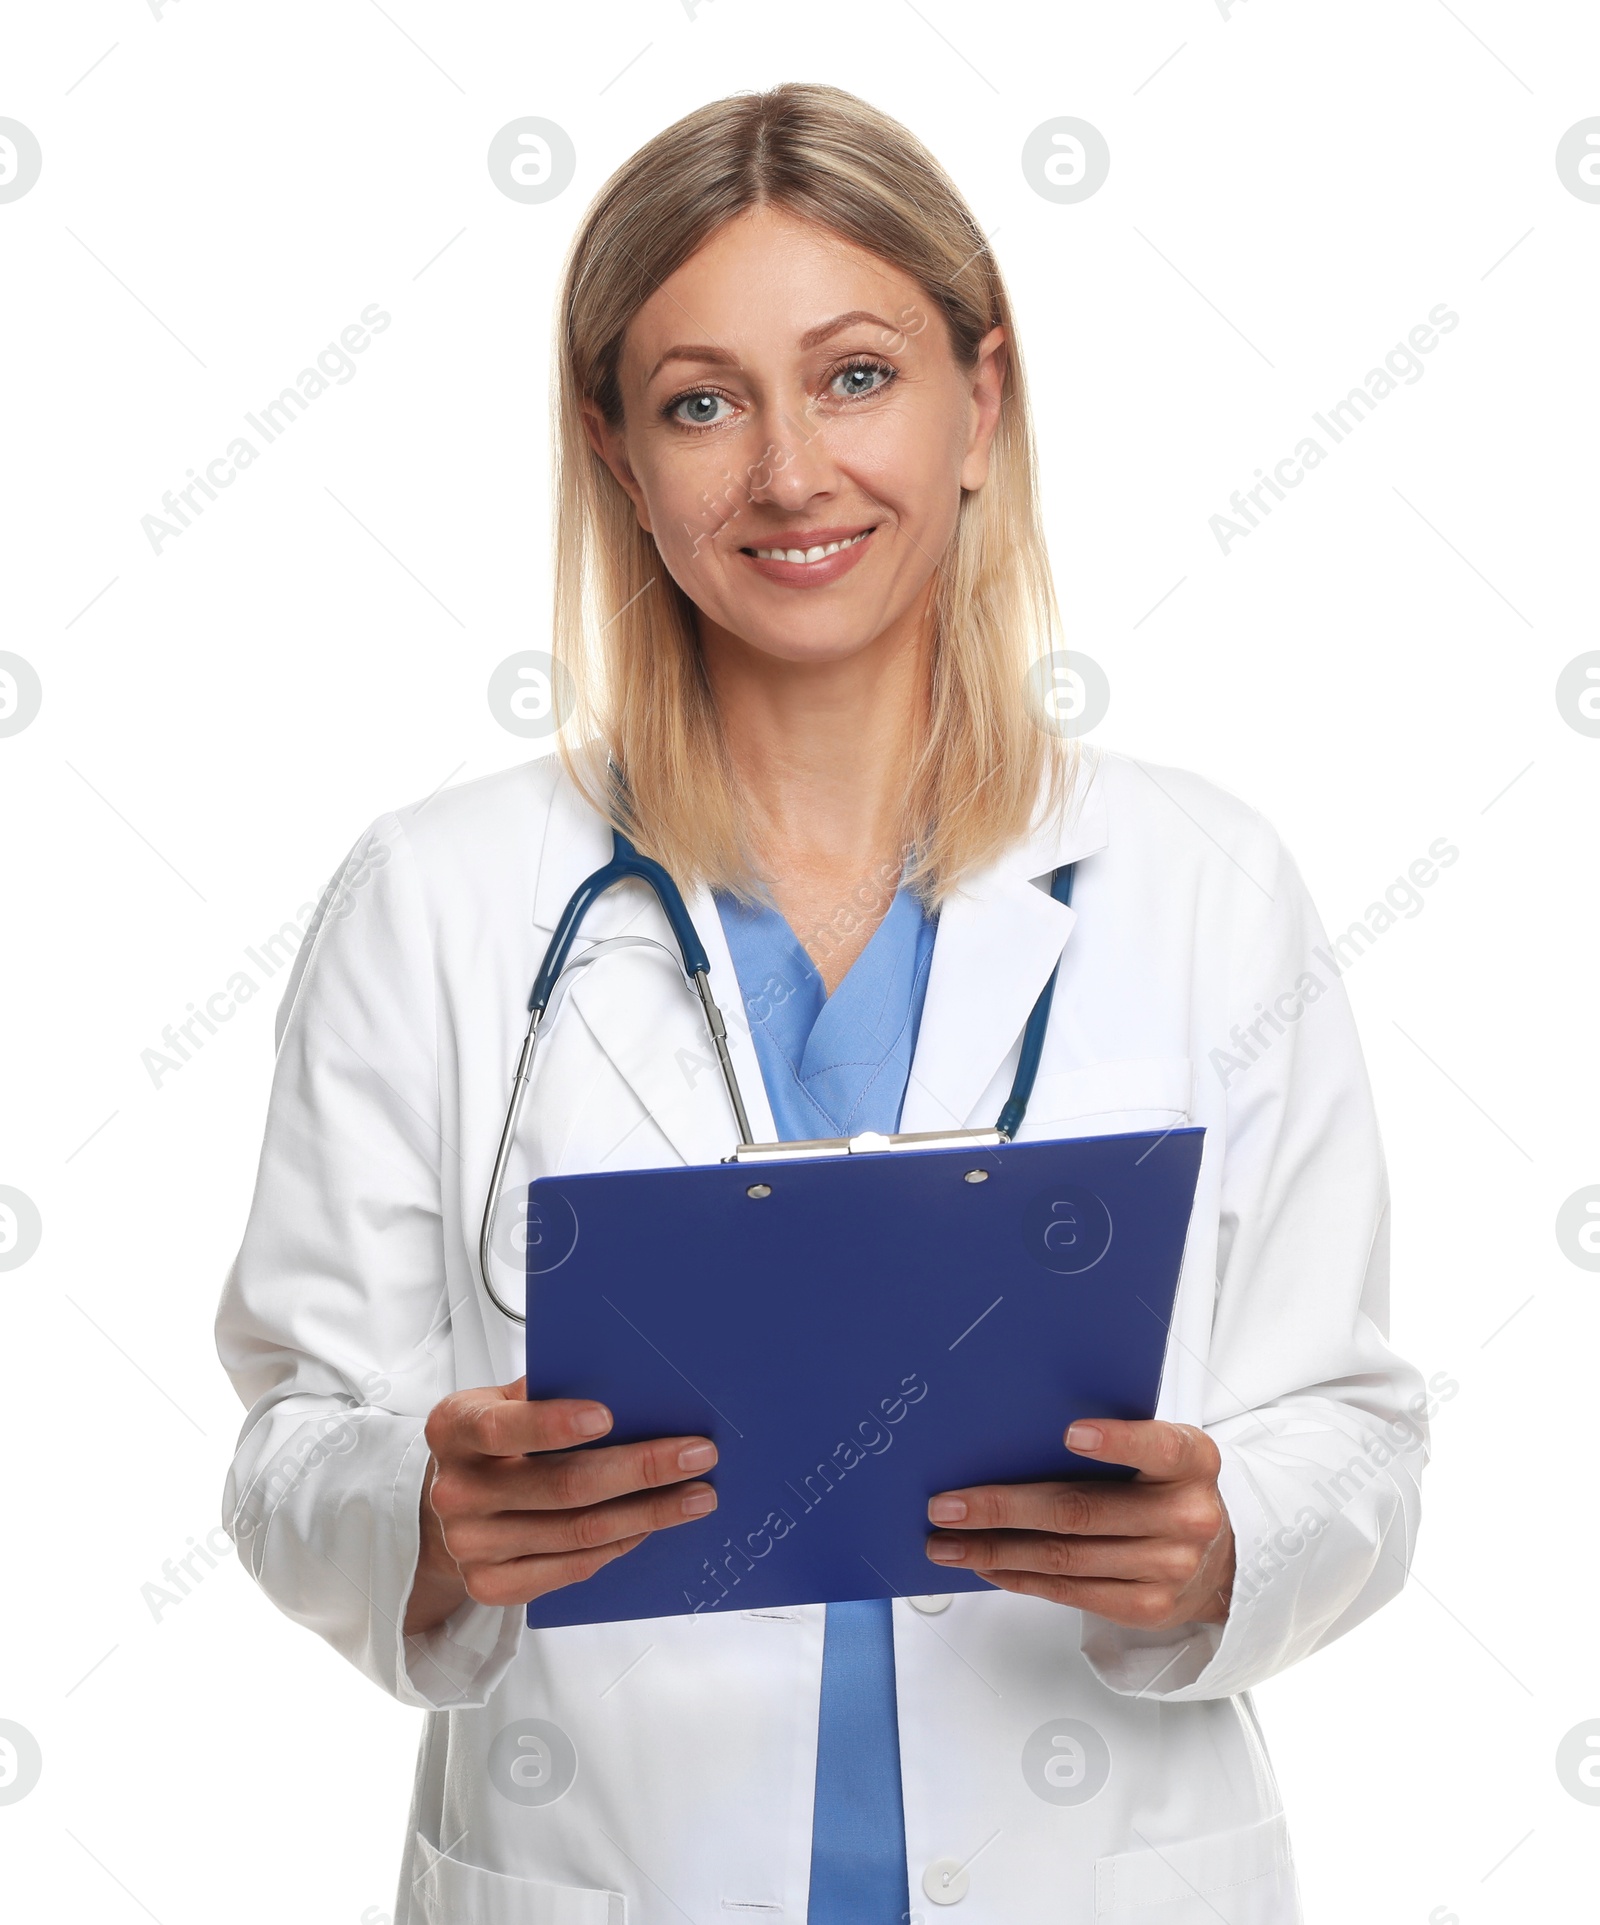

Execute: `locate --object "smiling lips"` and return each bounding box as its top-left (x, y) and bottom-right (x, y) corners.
top-left (739, 524), bottom-right (878, 586)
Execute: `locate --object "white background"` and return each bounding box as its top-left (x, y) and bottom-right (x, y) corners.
top-left (2, 2), bottom-right (1597, 1920)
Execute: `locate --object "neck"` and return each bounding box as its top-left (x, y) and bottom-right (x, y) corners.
top-left (699, 606), bottom-right (930, 877)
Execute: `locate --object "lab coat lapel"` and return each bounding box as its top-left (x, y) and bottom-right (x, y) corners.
top-left (899, 752), bottom-right (1110, 1134)
top-left (679, 879), bottom-right (777, 1147)
top-left (566, 883), bottom-right (774, 1165)
top-left (530, 771), bottom-right (774, 1166)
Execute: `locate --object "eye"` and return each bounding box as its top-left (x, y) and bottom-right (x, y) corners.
top-left (665, 389), bottom-right (736, 429)
top-left (828, 357), bottom-right (896, 401)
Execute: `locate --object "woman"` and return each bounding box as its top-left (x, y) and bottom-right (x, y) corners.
top-left (218, 83), bottom-right (1425, 1924)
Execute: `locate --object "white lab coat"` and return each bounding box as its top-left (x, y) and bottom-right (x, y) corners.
top-left (216, 746), bottom-right (1425, 1925)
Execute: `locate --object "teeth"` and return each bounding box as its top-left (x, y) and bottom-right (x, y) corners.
top-left (750, 530), bottom-right (871, 563)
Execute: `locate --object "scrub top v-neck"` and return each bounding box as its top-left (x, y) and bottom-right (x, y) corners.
top-left (714, 881), bottom-right (938, 1925)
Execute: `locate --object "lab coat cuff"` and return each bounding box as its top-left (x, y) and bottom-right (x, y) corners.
top-left (1077, 1437), bottom-right (1274, 1701)
top-left (391, 1424), bottom-right (524, 1710)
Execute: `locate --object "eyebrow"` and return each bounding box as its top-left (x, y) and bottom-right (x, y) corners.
top-left (645, 310), bottom-right (901, 384)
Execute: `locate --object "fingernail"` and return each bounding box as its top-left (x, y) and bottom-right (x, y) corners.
top-left (680, 1485), bottom-right (717, 1516)
top-left (926, 1536), bottom-right (966, 1563)
top-left (677, 1442), bottom-right (717, 1472)
top-left (1067, 1423), bottom-right (1103, 1452)
top-left (927, 1495), bottom-right (967, 1523)
top-left (574, 1406), bottom-right (612, 1438)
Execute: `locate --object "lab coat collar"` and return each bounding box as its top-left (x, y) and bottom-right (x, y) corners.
top-left (899, 745), bottom-right (1108, 1133)
top-left (528, 746), bottom-right (1108, 1161)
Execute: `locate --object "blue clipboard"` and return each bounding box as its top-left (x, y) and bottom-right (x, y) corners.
top-left (523, 1125), bottom-right (1204, 1630)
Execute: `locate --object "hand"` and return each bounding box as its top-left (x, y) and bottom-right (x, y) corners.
top-left (924, 1418), bottom-right (1235, 1631)
top-left (403, 1377), bottom-right (718, 1635)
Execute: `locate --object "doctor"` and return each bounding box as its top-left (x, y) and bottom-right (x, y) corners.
top-left (218, 83), bottom-right (1425, 1925)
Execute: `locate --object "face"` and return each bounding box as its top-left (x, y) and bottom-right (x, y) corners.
top-left (585, 204), bottom-right (1007, 669)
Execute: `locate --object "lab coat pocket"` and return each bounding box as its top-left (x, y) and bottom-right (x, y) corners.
top-left (1094, 1812), bottom-right (1297, 1922)
top-left (412, 1832), bottom-right (626, 1925)
top-left (1022, 1055), bottom-right (1193, 1138)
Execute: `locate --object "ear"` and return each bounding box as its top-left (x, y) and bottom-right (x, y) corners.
top-left (581, 402), bottom-right (654, 535)
top-left (959, 325), bottom-right (1009, 492)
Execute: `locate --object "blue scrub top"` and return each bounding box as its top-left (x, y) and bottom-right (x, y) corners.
top-left (715, 880), bottom-right (938, 1924)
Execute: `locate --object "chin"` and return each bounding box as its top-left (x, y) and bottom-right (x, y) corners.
top-left (727, 619), bottom-right (891, 666)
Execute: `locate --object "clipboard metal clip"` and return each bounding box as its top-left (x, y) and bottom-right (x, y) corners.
top-left (727, 1127), bottom-right (1004, 1164)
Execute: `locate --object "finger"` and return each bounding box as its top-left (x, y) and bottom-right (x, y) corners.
top-left (496, 1439), bottom-right (716, 1509)
top-left (476, 1433), bottom-right (720, 1513)
top-left (446, 1480), bottom-right (718, 1565)
top-left (428, 1382), bottom-right (618, 1462)
top-left (974, 1568), bottom-right (1184, 1629)
top-left (927, 1479), bottom-right (1184, 1538)
top-left (1060, 1418), bottom-right (1220, 1484)
top-left (926, 1529), bottom-right (1199, 1584)
top-left (461, 1532), bottom-right (652, 1610)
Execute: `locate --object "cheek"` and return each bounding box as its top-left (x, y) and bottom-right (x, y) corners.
top-left (834, 407), bottom-right (966, 524)
top-left (642, 465), bottom-right (756, 607)
top-left (639, 449), bottom-right (713, 527)
top-left (652, 432), bottom-right (783, 531)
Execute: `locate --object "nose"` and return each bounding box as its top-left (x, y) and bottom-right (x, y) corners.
top-left (744, 402), bottom-right (840, 515)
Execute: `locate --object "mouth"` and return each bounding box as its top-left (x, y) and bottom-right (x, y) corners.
top-left (737, 524), bottom-right (879, 587)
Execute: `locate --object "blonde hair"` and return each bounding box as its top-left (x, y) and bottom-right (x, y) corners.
top-left (551, 81), bottom-right (1071, 905)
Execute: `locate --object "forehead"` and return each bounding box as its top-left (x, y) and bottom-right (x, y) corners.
top-left (618, 205), bottom-right (925, 379)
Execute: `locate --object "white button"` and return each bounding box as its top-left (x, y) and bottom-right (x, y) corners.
top-left (907, 1593), bottom-right (953, 1615)
top-left (922, 1858), bottom-right (970, 1906)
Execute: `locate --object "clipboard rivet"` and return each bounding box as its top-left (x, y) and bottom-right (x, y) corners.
top-left (963, 1168), bottom-right (989, 1184)
top-left (745, 1182), bottom-right (772, 1199)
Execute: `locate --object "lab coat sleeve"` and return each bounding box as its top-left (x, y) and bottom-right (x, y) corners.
top-left (1080, 828), bottom-right (1429, 1700)
top-left (215, 813), bottom-right (522, 1711)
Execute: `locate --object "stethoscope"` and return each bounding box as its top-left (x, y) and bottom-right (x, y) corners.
top-left (479, 827), bottom-right (1076, 1323)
